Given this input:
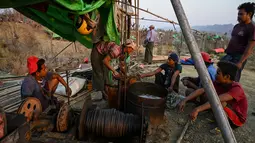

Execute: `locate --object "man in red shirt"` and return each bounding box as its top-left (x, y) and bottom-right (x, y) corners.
top-left (221, 2), bottom-right (255, 82)
top-left (179, 61), bottom-right (248, 127)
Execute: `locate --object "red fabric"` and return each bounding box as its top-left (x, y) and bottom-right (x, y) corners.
top-left (83, 57), bottom-right (89, 63)
top-left (214, 48), bottom-right (225, 53)
top-left (0, 114), bottom-right (4, 139)
top-left (27, 56), bottom-right (39, 74)
top-left (214, 82), bottom-right (248, 123)
top-left (201, 52), bottom-right (212, 63)
top-left (96, 41), bottom-right (122, 59)
top-left (224, 107), bottom-right (243, 127)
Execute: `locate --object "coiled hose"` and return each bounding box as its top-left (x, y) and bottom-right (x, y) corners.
top-left (85, 109), bottom-right (142, 137)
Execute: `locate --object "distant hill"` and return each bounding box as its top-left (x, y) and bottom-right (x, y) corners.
top-left (161, 24), bottom-right (235, 37)
top-left (192, 24), bottom-right (234, 36)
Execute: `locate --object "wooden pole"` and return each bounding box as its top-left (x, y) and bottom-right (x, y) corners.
top-left (116, 0), bottom-right (178, 25)
top-left (176, 120), bottom-right (190, 143)
top-left (136, 0), bottom-right (140, 46)
top-left (127, 0), bottom-right (131, 39)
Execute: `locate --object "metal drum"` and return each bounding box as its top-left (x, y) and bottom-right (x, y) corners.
top-left (126, 82), bottom-right (167, 125)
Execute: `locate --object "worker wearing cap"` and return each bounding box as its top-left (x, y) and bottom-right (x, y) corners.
top-left (144, 25), bottom-right (158, 64)
top-left (91, 39), bottom-right (136, 93)
top-left (140, 52), bottom-right (182, 93)
top-left (21, 56), bottom-right (72, 111)
top-left (181, 52), bottom-right (217, 96)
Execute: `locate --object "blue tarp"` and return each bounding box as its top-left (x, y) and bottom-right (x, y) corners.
top-left (180, 58), bottom-right (194, 65)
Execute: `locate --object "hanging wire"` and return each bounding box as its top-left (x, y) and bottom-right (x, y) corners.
top-left (74, 41), bottom-right (77, 52)
top-left (172, 23), bottom-right (177, 31)
top-left (131, 17), bottom-right (172, 23)
top-left (51, 42), bottom-right (73, 63)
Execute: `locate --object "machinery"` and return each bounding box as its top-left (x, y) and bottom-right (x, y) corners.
top-left (1, 90), bottom-right (148, 143)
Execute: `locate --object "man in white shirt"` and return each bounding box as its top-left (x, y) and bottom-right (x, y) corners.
top-left (144, 25), bottom-right (158, 64)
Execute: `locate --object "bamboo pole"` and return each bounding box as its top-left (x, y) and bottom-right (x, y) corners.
top-left (176, 120), bottom-right (190, 143)
top-left (116, 0), bottom-right (178, 25)
top-left (136, 0), bottom-right (140, 46)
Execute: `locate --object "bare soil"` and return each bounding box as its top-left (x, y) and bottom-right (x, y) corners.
top-left (0, 22), bottom-right (91, 75)
top-left (144, 65), bottom-right (255, 143)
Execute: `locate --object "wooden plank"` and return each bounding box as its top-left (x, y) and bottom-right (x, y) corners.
top-left (152, 55), bottom-right (168, 61)
top-left (0, 86), bottom-right (20, 96)
top-left (0, 91), bottom-right (20, 102)
top-left (0, 83), bottom-right (20, 91)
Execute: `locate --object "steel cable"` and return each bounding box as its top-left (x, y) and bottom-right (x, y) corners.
top-left (85, 109), bottom-right (141, 137)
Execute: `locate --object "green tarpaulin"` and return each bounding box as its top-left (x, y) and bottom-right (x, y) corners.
top-left (0, 0), bottom-right (47, 8)
top-left (0, 0), bottom-right (120, 48)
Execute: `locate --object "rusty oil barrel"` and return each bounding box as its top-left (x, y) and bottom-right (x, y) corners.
top-left (104, 84), bottom-right (119, 109)
top-left (126, 82), bottom-right (167, 125)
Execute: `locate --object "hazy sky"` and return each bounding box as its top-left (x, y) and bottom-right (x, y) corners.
top-left (138, 0), bottom-right (249, 28)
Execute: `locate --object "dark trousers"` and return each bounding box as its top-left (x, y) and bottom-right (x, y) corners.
top-left (144, 42), bottom-right (154, 64)
top-left (155, 72), bottom-right (180, 93)
top-left (220, 54), bottom-right (247, 82)
top-left (91, 47), bottom-right (110, 91)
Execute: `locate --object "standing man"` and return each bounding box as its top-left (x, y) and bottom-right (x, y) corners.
top-left (144, 25), bottom-right (158, 64)
top-left (91, 39), bottom-right (136, 93)
top-left (221, 2), bottom-right (255, 81)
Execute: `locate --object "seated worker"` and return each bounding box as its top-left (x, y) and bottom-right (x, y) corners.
top-left (179, 61), bottom-right (248, 127)
top-left (139, 52), bottom-right (182, 93)
top-left (181, 52), bottom-right (216, 96)
top-left (21, 56), bottom-right (72, 111)
top-left (91, 39), bottom-right (136, 93)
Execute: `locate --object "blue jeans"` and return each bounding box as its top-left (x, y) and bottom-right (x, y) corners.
top-left (220, 54), bottom-right (247, 82)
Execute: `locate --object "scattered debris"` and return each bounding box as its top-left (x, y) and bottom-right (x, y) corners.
top-left (90, 91), bottom-right (103, 101)
top-left (209, 127), bottom-right (221, 135)
top-left (167, 91), bottom-right (185, 109)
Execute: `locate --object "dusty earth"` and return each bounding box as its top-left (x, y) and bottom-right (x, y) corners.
top-left (141, 64), bottom-right (255, 143)
top-left (1, 21), bottom-right (255, 143)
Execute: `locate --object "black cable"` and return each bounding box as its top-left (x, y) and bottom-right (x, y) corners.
top-left (85, 109), bottom-right (141, 137)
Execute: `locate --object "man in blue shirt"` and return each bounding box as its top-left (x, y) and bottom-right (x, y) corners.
top-left (21, 56), bottom-right (72, 111)
top-left (140, 52), bottom-right (182, 93)
top-left (181, 52), bottom-right (216, 96)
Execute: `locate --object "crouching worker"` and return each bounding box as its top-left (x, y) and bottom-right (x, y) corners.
top-left (91, 39), bottom-right (136, 93)
top-left (21, 56), bottom-right (72, 111)
top-left (179, 61), bottom-right (247, 127)
top-left (181, 52), bottom-right (216, 96)
top-left (139, 52), bottom-right (182, 93)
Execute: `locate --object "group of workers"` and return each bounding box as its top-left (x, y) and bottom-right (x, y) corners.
top-left (20, 2), bottom-right (254, 129)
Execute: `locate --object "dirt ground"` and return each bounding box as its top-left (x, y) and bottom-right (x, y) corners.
top-left (0, 22), bottom-right (91, 75)
top-left (142, 64), bottom-right (255, 143)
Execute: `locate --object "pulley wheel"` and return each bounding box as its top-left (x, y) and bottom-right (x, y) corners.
top-left (17, 97), bottom-right (42, 122)
top-left (56, 103), bottom-right (71, 132)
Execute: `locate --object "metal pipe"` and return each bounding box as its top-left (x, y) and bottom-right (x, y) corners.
top-left (170, 0), bottom-right (237, 142)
